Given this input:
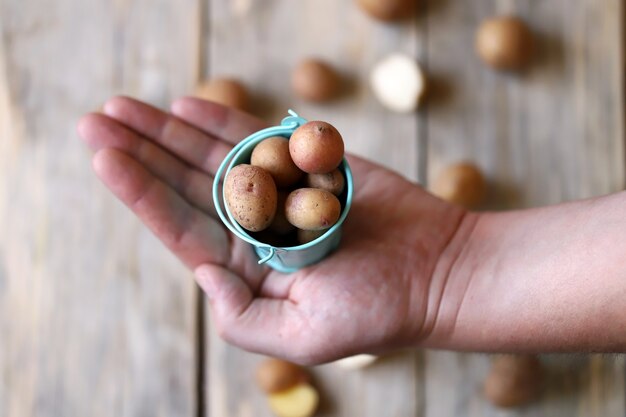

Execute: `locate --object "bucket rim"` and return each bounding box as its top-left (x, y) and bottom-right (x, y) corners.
top-left (212, 111), bottom-right (354, 263)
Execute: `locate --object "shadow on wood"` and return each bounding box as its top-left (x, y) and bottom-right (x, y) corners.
top-left (309, 369), bottom-right (338, 415)
top-left (540, 355), bottom-right (590, 404)
top-left (423, 72), bottom-right (456, 110)
top-left (482, 177), bottom-right (524, 211)
top-left (533, 28), bottom-right (567, 78)
top-left (422, 0), bottom-right (451, 20)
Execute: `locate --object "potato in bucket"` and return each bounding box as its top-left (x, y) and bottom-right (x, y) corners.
top-left (213, 111), bottom-right (353, 273)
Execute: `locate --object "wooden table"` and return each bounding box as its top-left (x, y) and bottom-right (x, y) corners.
top-left (1, 1), bottom-right (624, 416)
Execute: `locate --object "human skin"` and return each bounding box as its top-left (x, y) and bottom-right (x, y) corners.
top-left (77, 97), bottom-right (626, 364)
top-left (425, 196), bottom-right (626, 353)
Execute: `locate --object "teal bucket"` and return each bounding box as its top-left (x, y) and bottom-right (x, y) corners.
top-left (212, 110), bottom-right (354, 273)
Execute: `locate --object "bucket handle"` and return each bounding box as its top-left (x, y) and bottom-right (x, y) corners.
top-left (257, 247), bottom-right (276, 264)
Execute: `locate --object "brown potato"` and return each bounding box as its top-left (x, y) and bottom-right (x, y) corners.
top-left (251, 137), bottom-right (303, 187)
top-left (292, 59), bottom-right (340, 102)
top-left (269, 191), bottom-right (296, 235)
top-left (224, 164), bottom-right (277, 232)
top-left (357, 0), bottom-right (416, 21)
top-left (297, 229), bottom-right (326, 245)
top-left (476, 16), bottom-right (534, 71)
top-left (306, 169), bottom-right (345, 196)
top-left (194, 78), bottom-right (249, 110)
top-left (286, 188), bottom-right (341, 231)
top-left (256, 358), bottom-right (309, 394)
top-left (268, 384), bottom-right (319, 417)
top-left (430, 162), bottom-right (486, 208)
top-left (484, 355), bottom-right (543, 408)
top-left (289, 121), bottom-right (344, 174)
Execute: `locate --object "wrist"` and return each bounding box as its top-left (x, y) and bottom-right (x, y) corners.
top-left (416, 209), bottom-right (482, 348)
top-left (418, 197), bottom-right (626, 353)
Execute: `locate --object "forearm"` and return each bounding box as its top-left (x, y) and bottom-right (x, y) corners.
top-left (425, 192), bottom-right (626, 352)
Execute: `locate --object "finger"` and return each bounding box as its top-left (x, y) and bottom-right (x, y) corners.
top-left (171, 97), bottom-right (267, 145)
top-left (196, 264), bottom-right (319, 364)
top-left (103, 96), bottom-right (232, 175)
top-left (257, 270), bottom-right (299, 299)
top-left (345, 154), bottom-right (374, 175)
top-left (79, 113), bottom-right (216, 215)
top-left (93, 148), bottom-right (230, 269)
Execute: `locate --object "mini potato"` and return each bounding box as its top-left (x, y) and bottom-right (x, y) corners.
top-left (333, 354), bottom-right (378, 370)
top-left (256, 358), bottom-right (309, 394)
top-left (484, 355), bottom-right (543, 408)
top-left (268, 384), bottom-right (319, 417)
top-left (292, 58), bottom-right (340, 102)
top-left (430, 162), bottom-right (486, 208)
top-left (296, 229), bottom-right (326, 245)
top-left (370, 53), bottom-right (426, 113)
top-left (224, 164), bottom-right (277, 232)
top-left (269, 191), bottom-right (296, 235)
top-left (306, 169), bottom-right (345, 196)
top-left (289, 121), bottom-right (344, 174)
top-left (476, 16), bottom-right (534, 71)
top-left (194, 78), bottom-right (249, 111)
top-left (286, 188), bottom-right (341, 231)
top-left (251, 137), bottom-right (303, 187)
top-left (357, 0), bottom-right (416, 22)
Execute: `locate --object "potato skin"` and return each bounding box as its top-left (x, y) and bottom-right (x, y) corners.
top-left (292, 59), bottom-right (340, 102)
top-left (476, 16), bottom-right (534, 71)
top-left (195, 78), bottom-right (249, 110)
top-left (269, 191), bottom-right (296, 235)
top-left (430, 162), bottom-right (486, 208)
top-left (224, 164), bottom-right (277, 232)
top-left (306, 169), bottom-right (345, 196)
top-left (268, 384), bottom-right (319, 417)
top-left (251, 137), bottom-right (303, 187)
top-left (256, 358), bottom-right (309, 394)
top-left (484, 355), bottom-right (543, 408)
top-left (289, 121), bottom-right (344, 174)
top-left (286, 188), bottom-right (341, 231)
top-left (357, 0), bottom-right (416, 21)
top-left (297, 229), bottom-right (326, 245)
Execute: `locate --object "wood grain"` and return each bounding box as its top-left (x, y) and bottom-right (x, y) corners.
top-left (1, 0), bottom-right (624, 416)
top-left (203, 1), bottom-right (424, 416)
top-left (424, 0), bottom-right (625, 416)
top-left (0, 1), bottom-right (200, 416)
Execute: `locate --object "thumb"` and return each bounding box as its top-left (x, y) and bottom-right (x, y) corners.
top-left (194, 264), bottom-right (316, 363)
top-left (194, 263), bottom-right (253, 320)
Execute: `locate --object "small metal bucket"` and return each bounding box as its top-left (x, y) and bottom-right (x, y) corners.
top-left (212, 110), bottom-right (354, 273)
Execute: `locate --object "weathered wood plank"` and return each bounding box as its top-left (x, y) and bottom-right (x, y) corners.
top-left (0, 1), bottom-right (200, 416)
top-left (425, 0), bottom-right (625, 416)
top-left (204, 1), bottom-right (423, 416)
top-left (4, 0), bottom-right (621, 416)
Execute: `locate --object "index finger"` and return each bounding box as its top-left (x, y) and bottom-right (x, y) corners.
top-left (103, 96), bottom-right (232, 175)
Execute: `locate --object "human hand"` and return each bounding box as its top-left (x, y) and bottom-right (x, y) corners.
top-left (78, 97), bottom-right (471, 364)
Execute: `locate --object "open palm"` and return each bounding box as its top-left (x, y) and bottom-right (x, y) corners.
top-left (78, 97), bottom-right (467, 364)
